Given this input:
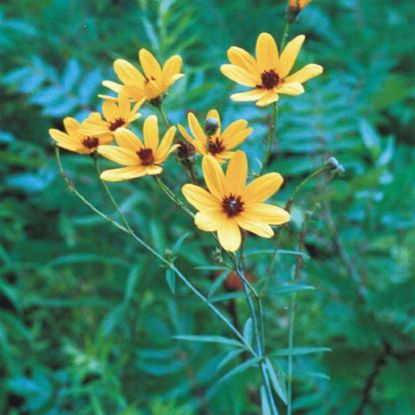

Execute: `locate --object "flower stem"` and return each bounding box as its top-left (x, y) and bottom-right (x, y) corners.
top-left (233, 255), bottom-right (278, 414)
top-left (154, 176), bottom-right (195, 217)
top-left (93, 155), bottom-right (133, 234)
top-left (280, 20), bottom-right (291, 50)
top-left (261, 102), bottom-right (279, 174)
top-left (159, 104), bottom-right (171, 127)
top-left (55, 147), bottom-right (255, 354)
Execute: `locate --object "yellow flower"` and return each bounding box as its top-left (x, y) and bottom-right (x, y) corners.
top-left (178, 110), bottom-right (252, 163)
top-left (288, 0), bottom-right (312, 12)
top-left (182, 151), bottom-right (290, 252)
top-left (221, 33), bottom-right (323, 107)
top-left (97, 115), bottom-right (178, 181)
top-left (103, 49), bottom-right (184, 103)
top-left (82, 93), bottom-right (144, 137)
top-left (49, 114), bottom-right (112, 155)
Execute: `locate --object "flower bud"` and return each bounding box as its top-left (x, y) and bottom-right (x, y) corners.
top-left (176, 140), bottom-right (195, 160)
top-left (324, 157), bottom-right (345, 175)
top-left (287, 0), bottom-right (312, 22)
top-left (205, 117), bottom-right (219, 136)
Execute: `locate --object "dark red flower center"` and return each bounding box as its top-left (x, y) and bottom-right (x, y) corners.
top-left (109, 118), bottom-right (126, 131)
top-left (82, 137), bottom-right (99, 149)
top-left (260, 70), bottom-right (280, 90)
top-left (137, 148), bottom-right (154, 166)
top-left (208, 138), bottom-right (225, 155)
top-left (222, 194), bottom-right (244, 217)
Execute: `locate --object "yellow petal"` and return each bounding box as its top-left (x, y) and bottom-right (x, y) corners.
top-left (49, 129), bottom-right (82, 153)
top-left (222, 127), bottom-right (252, 150)
top-left (114, 59), bottom-right (144, 85)
top-left (277, 82), bottom-right (304, 96)
top-left (100, 166), bottom-right (146, 182)
top-left (206, 109), bottom-right (221, 135)
top-left (279, 35), bottom-right (305, 78)
top-left (98, 134), bottom-right (114, 145)
top-left (139, 49), bottom-right (162, 79)
top-left (227, 46), bottom-right (260, 77)
top-left (143, 115), bottom-right (159, 150)
top-left (220, 64), bottom-right (258, 87)
top-left (225, 151), bottom-right (247, 195)
top-left (102, 80), bottom-right (123, 93)
top-left (231, 89), bottom-right (267, 102)
top-left (243, 173), bottom-right (284, 203)
top-left (188, 113), bottom-right (207, 146)
top-left (97, 145), bottom-right (138, 166)
top-left (194, 210), bottom-right (224, 232)
top-left (143, 80), bottom-right (162, 100)
top-left (155, 126), bottom-right (176, 162)
top-left (114, 128), bottom-right (143, 152)
top-left (202, 155), bottom-right (226, 199)
top-left (244, 203), bottom-right (290, 225)
top-left (256, 91), bottom-right (279, 107)
top-left (81, 118), bottom-right (109, 136)
top-left (178, 124), bottom-right (195, 145)
top-left (165, 73), bottom-right (185, 88)
top-left (256, 32), bottom-right (279, 71)
top-left (103, 100), bottom-right (120, 122)
top-left (221, 119), bottom-right (248, 142)
top-left (63, 117), bottom-right (81, 135)
top-left (162, 55), bottom-right (183, 84)
top-left (236, 215), bottom-right (274, 238)
top-left (124, 85), bottom-right (146, 101)
top-left (217, 219), bottom-right (241, 252)
top-left (182, 184), bottom-right (220, 210)
top-left (144, 165), bottom-right (163, 176)
top-left (285, 63), bottom-right (323, 84)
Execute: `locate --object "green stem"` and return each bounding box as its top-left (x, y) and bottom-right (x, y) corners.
top-left (266, 165), bottom-right (328, 277)
top-left (154, 176), bottom-right (194, 217)
top-left (287, 291), bottom-right (296, 415)
top-left (280, 20), bottom-right (291, 51)
top-left (261, 103), bottom-right (278, 174)
top-left (159, 104), bottom-right (170, 127)
top-left (55, 147), bottom-right (255, 355)
top-left (93, 156), bottom-right (133, 234)
top-left (233, 256), bottom-right (278, 415)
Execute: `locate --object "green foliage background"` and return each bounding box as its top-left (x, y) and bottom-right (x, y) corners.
top-left (1, 0), bottom-right (414, 414)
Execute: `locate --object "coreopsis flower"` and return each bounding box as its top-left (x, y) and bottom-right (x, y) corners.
top-left (220, 33), bottom-right (323, 107)
top-left (178, 110), bottom-right (252, 163)
top-left (49, 114), bottom-right (112, 155)
top-left (82, 93), bottom-right (144, 137)
top-left (103, 49), bottom-right (184, 104)
top-left (97, 115), bottom-right (178, 181)
top-left (182, 151), bottom-right (290, 252)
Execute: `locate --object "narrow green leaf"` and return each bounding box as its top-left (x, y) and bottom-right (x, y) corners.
top-left (173, 334), bottom-right (245, 348)
top-left (271, 347), bottom-right (331, 357)
top-left (243, 318), bottom-right (253, 347)
top-left (216, 349), bottom-right (244, 372)
top-left (265, 358), bottom-right (287, 405)
top-left (165, 268), bottom-right (176, 295)
top-left (216, 357), bottom-right (261, 386)
top-left (265, 285), bottom-right (315, 297)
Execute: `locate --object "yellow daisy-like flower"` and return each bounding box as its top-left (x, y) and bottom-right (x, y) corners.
top-left (221, 33), bottom-right (323, 107)
top-left (97, 115), bottom-right (178, 182)
top-left (182, 151), bottom-right (290, 252)
top-left (82, 93), bottom-right (144, 137)
top-left (103, 49), bottom-right (184, 103)
top-left (49, 114), bottom-right (112, 155)
top-left (178, 110), bottom-right (252, 163)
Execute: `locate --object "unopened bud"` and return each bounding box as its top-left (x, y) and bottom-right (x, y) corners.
top-left (324, 157), bottom-right (345, 175)
top-left (205, 117), bottom-right (219, 136)
top-left (287, 0), bottom-right (312, 22)
top-left (212, 247), bottom-right (223, 264)
top-left (176, 140), bottom-right (195, 160)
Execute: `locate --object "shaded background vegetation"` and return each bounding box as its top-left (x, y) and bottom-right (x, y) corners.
top-left (1, 0), bottom-right (414, 414)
